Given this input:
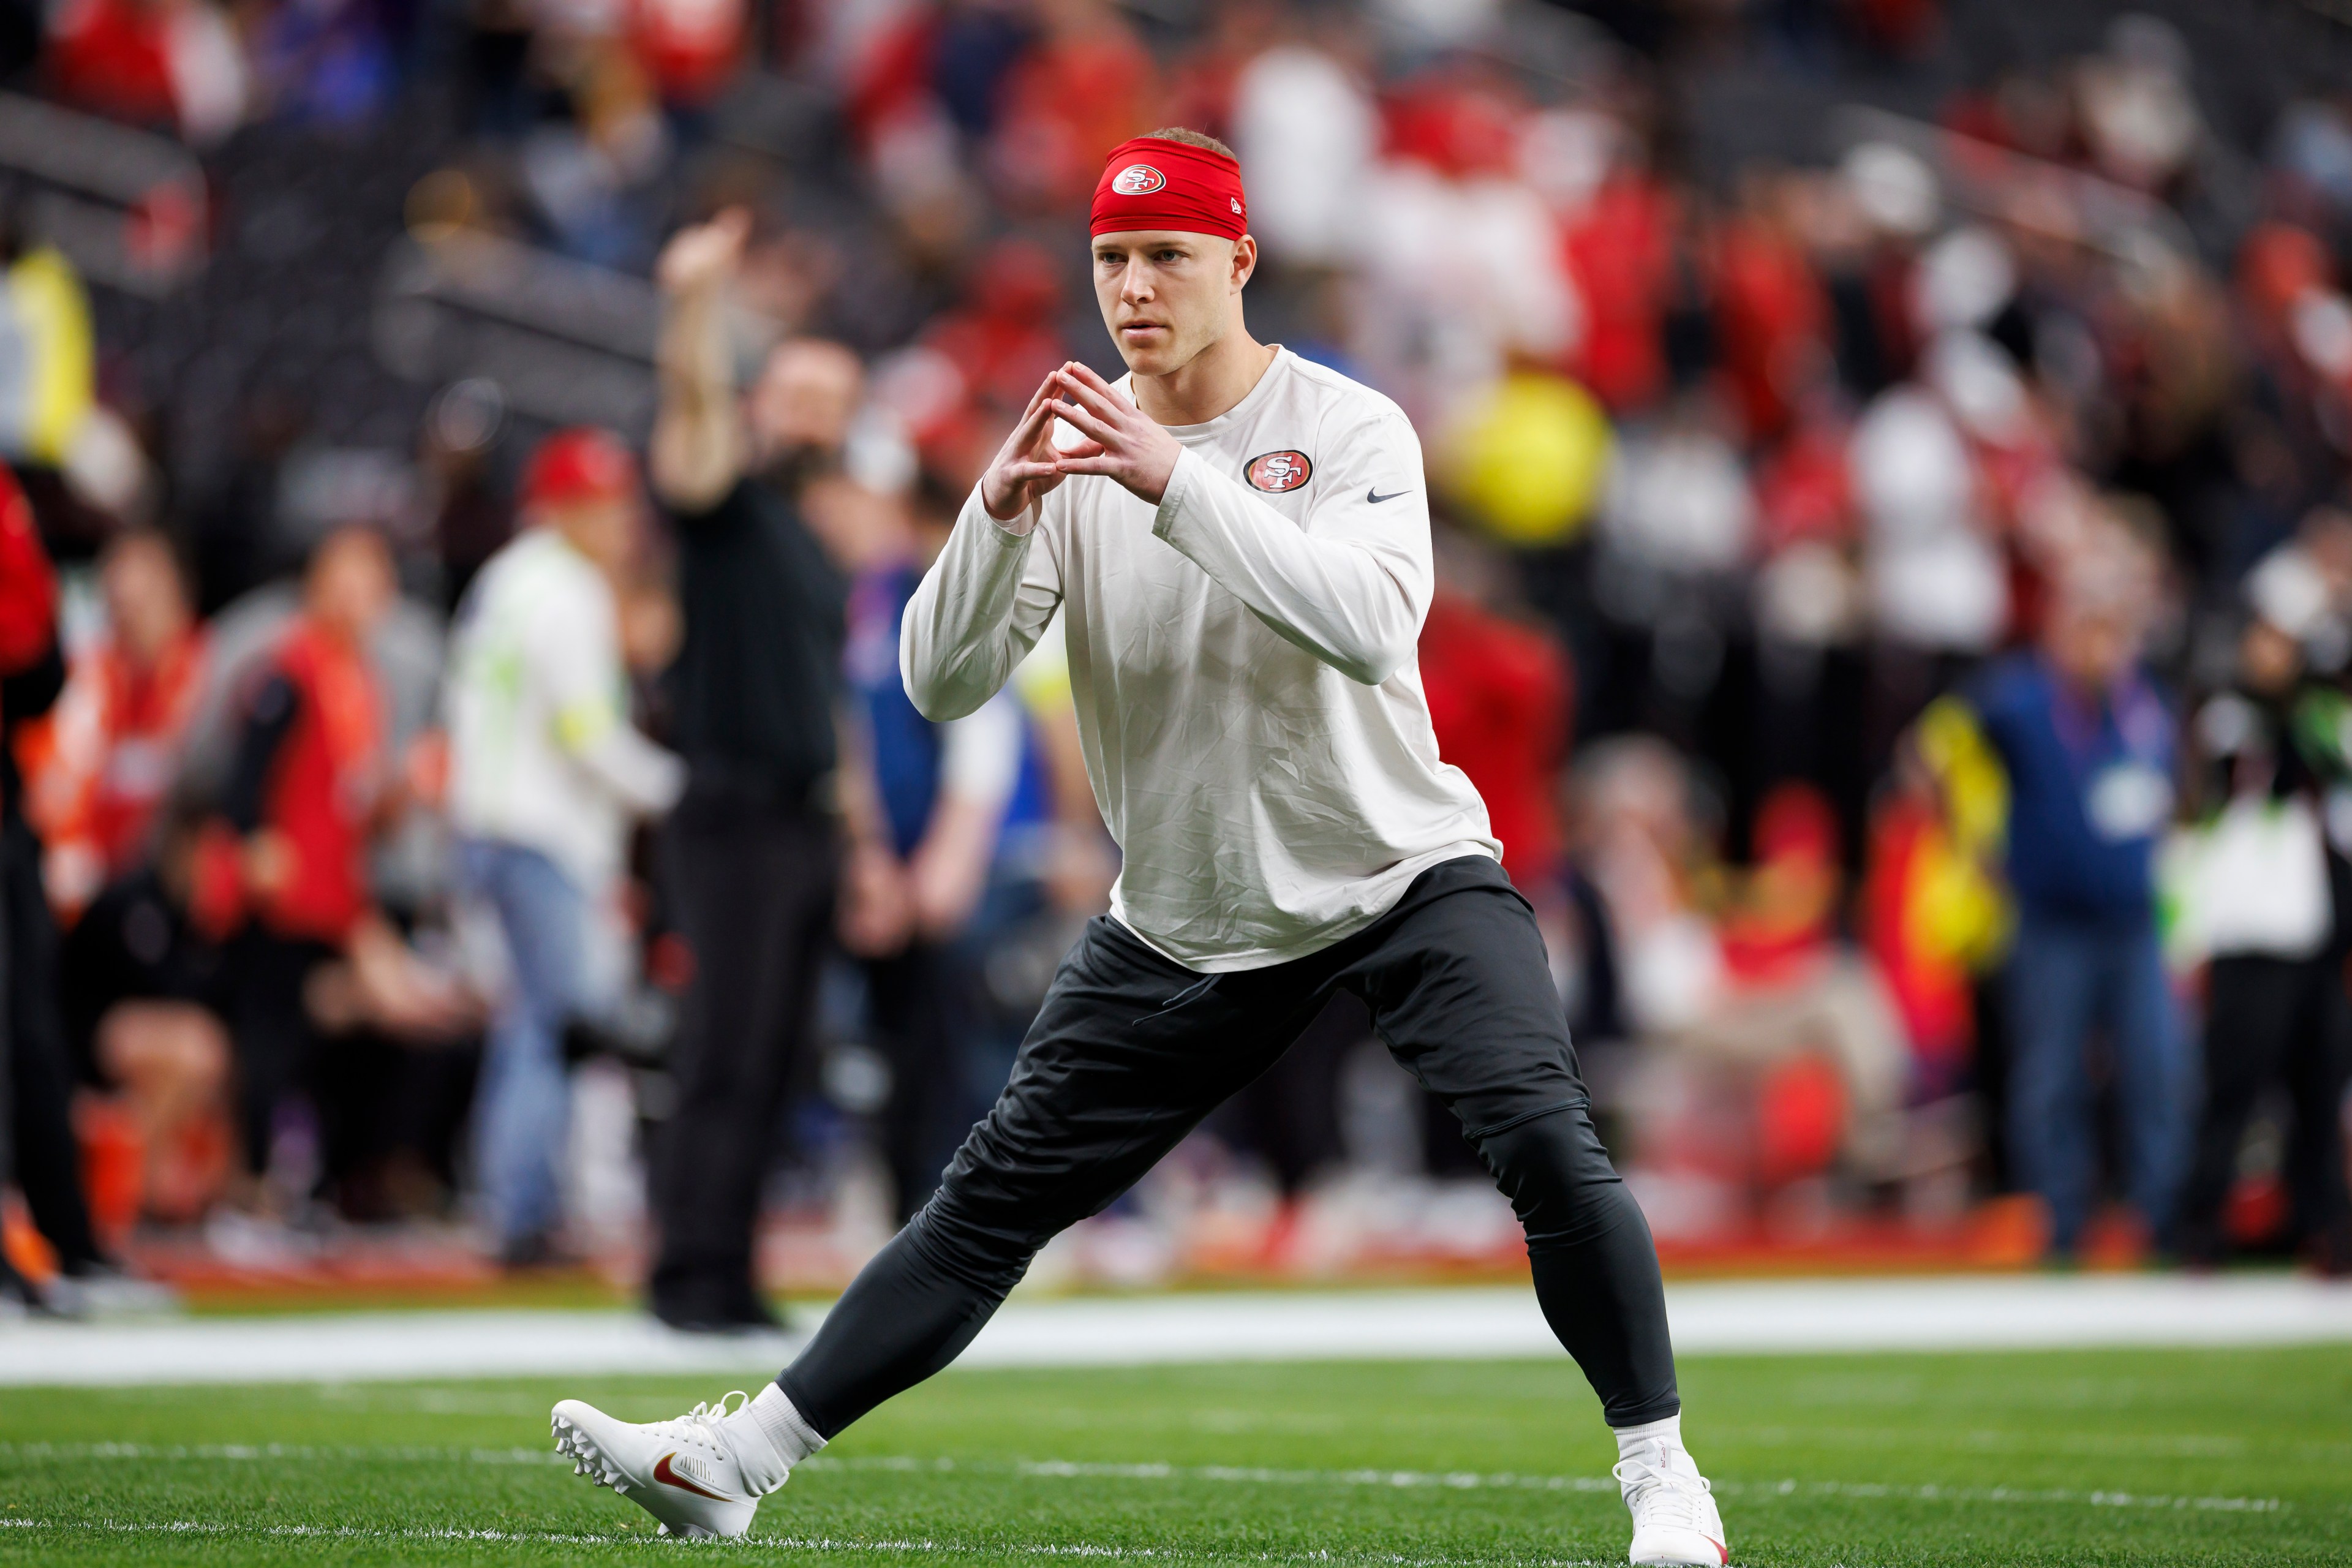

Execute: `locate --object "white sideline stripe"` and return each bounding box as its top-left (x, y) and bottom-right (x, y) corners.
top-left (2, 1275), bottom-right (2349, 1387)
top-left (0, 1518), bottom-right (1606, 1564)
top-left (0, 1442), bottom-right (2290, 1517)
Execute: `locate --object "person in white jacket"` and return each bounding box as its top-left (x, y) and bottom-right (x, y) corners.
top-left (447, 428), bottom-right (683, 1267)
top-left (546, 131), bottom-right (1726, 1568)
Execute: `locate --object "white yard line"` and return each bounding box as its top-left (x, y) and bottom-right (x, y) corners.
top-left (1, 1275), bottom-right (2348, 1388)
top-left (0, 1441), bottom-right (2292, 1517)
top-left (0, 1518), bottom-right (1608, 1564)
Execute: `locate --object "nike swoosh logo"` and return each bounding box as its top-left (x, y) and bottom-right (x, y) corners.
top-left (1367, 488), bottom-right (1410, 504)
top-left (654, 1450), bottom-right (731, 1502)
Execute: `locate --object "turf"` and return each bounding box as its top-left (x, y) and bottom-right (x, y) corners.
top-left (1, 1343), bottom-right (2346, 1566)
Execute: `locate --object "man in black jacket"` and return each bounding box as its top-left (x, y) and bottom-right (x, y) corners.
top-left (643, 209), bottom-right (861, 1330)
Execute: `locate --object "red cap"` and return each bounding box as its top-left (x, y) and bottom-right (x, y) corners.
top-left (521, 426), bottom-right (639, 511)
top-left (1090, 135), bottom-right (1247, 241)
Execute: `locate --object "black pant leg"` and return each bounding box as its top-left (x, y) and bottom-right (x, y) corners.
top-left (864, 942), bottom-right (966, 1224)
top-left (1342, 856), bottom-right (1679, 1426)
top-left (778, 915), bottom-right (1315, 1436)
top-left (2179, 956), bottom-right (2294, 1259)
top-left (6, 820), bottom-right (100, 1268)
top-left (652, 802), bottom-right (835, 1315)
top-left (227, 930), bottom-right (330, 1180)
top-left (2281, 957), bottom-right (2352, 1248)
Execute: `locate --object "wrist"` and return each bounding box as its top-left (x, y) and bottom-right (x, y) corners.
top-left (1137, 439), bottom-right (1180, 506)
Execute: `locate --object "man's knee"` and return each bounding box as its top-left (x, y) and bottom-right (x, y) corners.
top-left (902, 1183), bottom-right (1047, 1300)
top-left (1475, 1104), bottom-right (1637, 1251)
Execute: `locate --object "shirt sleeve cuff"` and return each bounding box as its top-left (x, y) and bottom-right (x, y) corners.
top-left (1152, 447), bottom-right (1202, 543)
top-left (967, 480), bottom-right (1041, 541)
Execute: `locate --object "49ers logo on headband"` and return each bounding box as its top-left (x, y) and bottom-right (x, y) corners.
top-left (1246, 450), bottom-right (1313, 493)
top-left (1091, 134), bottom-right (1247, 240)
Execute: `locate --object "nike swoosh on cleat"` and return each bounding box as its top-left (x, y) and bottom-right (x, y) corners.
top-left (1366, 488), bottom-right (1410, 504)
top-left (653, 1451), bottom-right (730, 1502)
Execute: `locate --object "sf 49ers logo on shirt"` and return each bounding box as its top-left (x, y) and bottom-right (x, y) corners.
top-left (1111, 164), bottom-right (1166, 195)
top-left (1245, 450), bottom-right (1313, 492)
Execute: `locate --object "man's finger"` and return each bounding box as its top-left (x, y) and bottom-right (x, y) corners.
top-left (1052, 454), bottom-right (1122, 477)
top-left (1052, 370), bottom-right (1130, 426)
top-left (1064, 360), bottom-right (1121, 397)
top-left (1049, 396), bottom-right (1120, 447)
top-left (1020, 372), bottom-right (1063, 417)
top-left (1008, 396), bottom-right (1057, 448)
top-left (1058, 439), bottom-right (1108, 459)
top-left (1000, 460), bottom-right (1062, 483)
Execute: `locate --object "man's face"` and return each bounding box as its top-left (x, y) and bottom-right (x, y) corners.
top-left (307, 528), bottom-right (394, 642)
top-left (544, 495), bottom-right (638, 576)
top-left (102, 538), bottom-right (188, 665)
top-left (748, 339), bottom-right (863, 460)
top-left (1090, 230), bottom-right (1251, 377)
top-left (2047, 603), bottom-right (2135, 689)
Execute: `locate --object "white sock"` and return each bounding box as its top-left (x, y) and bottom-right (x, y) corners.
top-left (724, 1384), bottom-right (826, 1494)
top-left (1612, 1412), bottom-right (1684, 1464)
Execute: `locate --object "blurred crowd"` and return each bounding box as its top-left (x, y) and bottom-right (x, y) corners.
top-left (3, 0), bottom-right (2352, 1316)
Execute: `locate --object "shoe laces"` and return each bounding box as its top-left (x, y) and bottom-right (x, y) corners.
top-left (1613, 1450), bottom-right (1715, 1533)
top-left (650, 1390), bottom-right (750, 1457)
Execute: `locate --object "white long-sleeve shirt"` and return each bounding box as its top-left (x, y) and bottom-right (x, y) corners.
top-left (902, 347), bottom-right (1497, 972)
top-left (447, 527), bottom-right (684, 892)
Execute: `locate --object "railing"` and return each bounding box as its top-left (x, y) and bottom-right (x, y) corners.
top-left (0, 92), bottom-right (208, 296)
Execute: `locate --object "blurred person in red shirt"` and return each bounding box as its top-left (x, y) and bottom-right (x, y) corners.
top-left (23, 532), bottom-right (209, 923)
top-left (1558, 157), bottom-right (1678, 415)
top-left (46, 0), bottom-right (247, 142)
top-left (1, 466), bottom-right (156, 1307)
top-left (921, 239), bottom-right (1072, 428)
top-left (988, 0), bottom-right (1159, 210)
top-left (203, 526), bottom-right (396, 1198)
top-left (1416, 526), bottom-right (1572, 886)
top-left (1709, 172), bottom-right (1833, 445)
top-left (16, 532), bottom-right (227, 1235)
top-left (630, 0), bottom-right (743, 107)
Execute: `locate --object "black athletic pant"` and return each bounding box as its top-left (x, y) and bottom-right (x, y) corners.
top-left (650, 793), bottom-right (837, 1321)
top-left (226, 929), bottom-right (336, 1177)
top-left (6, 815), bottom-right (101, 1270)
top-left (778, 854), bottom-right (1679, 1433)
top-left (2178, 952), bottom-right (2352, 1261)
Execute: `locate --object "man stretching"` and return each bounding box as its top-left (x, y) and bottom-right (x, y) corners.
top-left (550, 129), bottom-right (1729, 1567)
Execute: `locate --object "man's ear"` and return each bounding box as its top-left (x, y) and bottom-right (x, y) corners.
top-left (1231, 235), bottom-right (1257, 292)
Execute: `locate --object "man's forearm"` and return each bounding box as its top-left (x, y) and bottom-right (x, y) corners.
top-left (650, 282), bottom-right (742, 512)
top-left (900, 486), bottom-right (1051, 723)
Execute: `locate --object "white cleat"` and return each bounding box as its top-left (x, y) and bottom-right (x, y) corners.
top-left (551, 1390), bottom-right (779, 1539)
top-left (1617, 1442), bottom-right (1728, 1566)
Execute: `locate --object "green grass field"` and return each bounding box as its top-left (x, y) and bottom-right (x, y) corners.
top-left (2, 1346), bottom-right (2348, 1566)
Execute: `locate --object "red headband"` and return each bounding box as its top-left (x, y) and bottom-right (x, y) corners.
top-left (1090, 136), bottom-right (1247, 241)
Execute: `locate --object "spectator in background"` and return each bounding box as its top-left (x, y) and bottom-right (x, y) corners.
top-left (0, 459), bottom-right (116, 1303)
top-left (446, 428), bottom-right (684, 1268)
top-left (17, 530), bottom-right (227, 1233)
top-left (24, 531), bottom-right (209, 921)
top-left (835, 478), bottom-right (1049, 1222)
top-left (644, 208), bottom-right (851, 1331)
top-left (1970, 528), bottom-right (2190, 1260)
top-left (205, 525), bottom-right (396, 1205)
top-left (2170, 564), bottom-right (2352, 1274)
top-left (55, 804), bottom-right (232, 1226)
top-left (45, 0), bottom-right (249, 143)
top-left (1417, 524), bottom-right (1572, 889)
top-left (1860, 698), bottom-right (2011, 1104)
